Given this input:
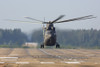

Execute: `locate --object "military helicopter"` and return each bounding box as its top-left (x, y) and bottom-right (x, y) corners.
top-left (6, 15), bottom-right (96, 48)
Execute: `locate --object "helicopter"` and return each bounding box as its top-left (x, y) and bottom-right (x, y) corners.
top-left (6, 15), bottom-right (96, 48)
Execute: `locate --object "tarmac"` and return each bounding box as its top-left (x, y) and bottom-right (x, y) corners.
top-left (0, 48), bottom-right (100, 67)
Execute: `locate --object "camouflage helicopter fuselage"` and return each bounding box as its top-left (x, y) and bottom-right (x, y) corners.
top-left (44, 23), bottom-right (56, 46)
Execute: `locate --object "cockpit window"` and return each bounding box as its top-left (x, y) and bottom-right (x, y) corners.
top-left (45, 31), bottom-right (51, 34)
top-left (45, 30), bottom-right (56, 35)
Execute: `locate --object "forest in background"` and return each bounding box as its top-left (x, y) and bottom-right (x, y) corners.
top-left (0, 28), bottom-right (100, 48)
top-left (0, 29), bottom-right (28, 48)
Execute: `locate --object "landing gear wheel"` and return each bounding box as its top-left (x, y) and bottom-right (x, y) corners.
top-left (41, 44), bottom-right (44, 48)
top-left (56, 43), bottom-right (60, 48)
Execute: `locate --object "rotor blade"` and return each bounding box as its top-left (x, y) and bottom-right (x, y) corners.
top-left (55, 15), bottom-right (96, 23)
top-left (5, 19), bottom-right (43, 24)
top-left (51, 15), bottom-right (65, 23)
top-left (25, 17), bottom-right (44, 22)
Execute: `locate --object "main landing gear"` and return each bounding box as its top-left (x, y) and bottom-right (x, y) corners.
top-left (41, 44), bottom-right (44, 48)
top-left (40, 43), bottom-right (60, 48)
top-left (56, 43), bottom-right (60, 48)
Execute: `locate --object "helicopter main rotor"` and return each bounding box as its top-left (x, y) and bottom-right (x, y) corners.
top-left (24, 15), bottom-right (96, 24)
top-left (5, 15), bottom-right (96, 24)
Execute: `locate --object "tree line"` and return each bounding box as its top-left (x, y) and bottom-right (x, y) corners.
top-left (0, 29), bottom-right (28, 47)
top-left (0, 28), bottom-right (100, 48)
top-left (31, 28), bottom-right (100, 48)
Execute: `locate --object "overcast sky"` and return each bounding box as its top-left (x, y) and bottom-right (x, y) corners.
top-left (0, 0), bottom-right (99, 34)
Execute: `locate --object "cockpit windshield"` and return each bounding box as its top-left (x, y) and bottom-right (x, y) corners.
top-left (45, 31), bottom-right (51, 34)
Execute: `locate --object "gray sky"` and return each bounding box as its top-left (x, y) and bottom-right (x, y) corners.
top-left (0, 0), bottom-right (99, 34)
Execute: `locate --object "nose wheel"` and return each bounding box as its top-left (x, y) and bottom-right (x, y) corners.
top-left (56, 43), bottom-right (60, 48)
